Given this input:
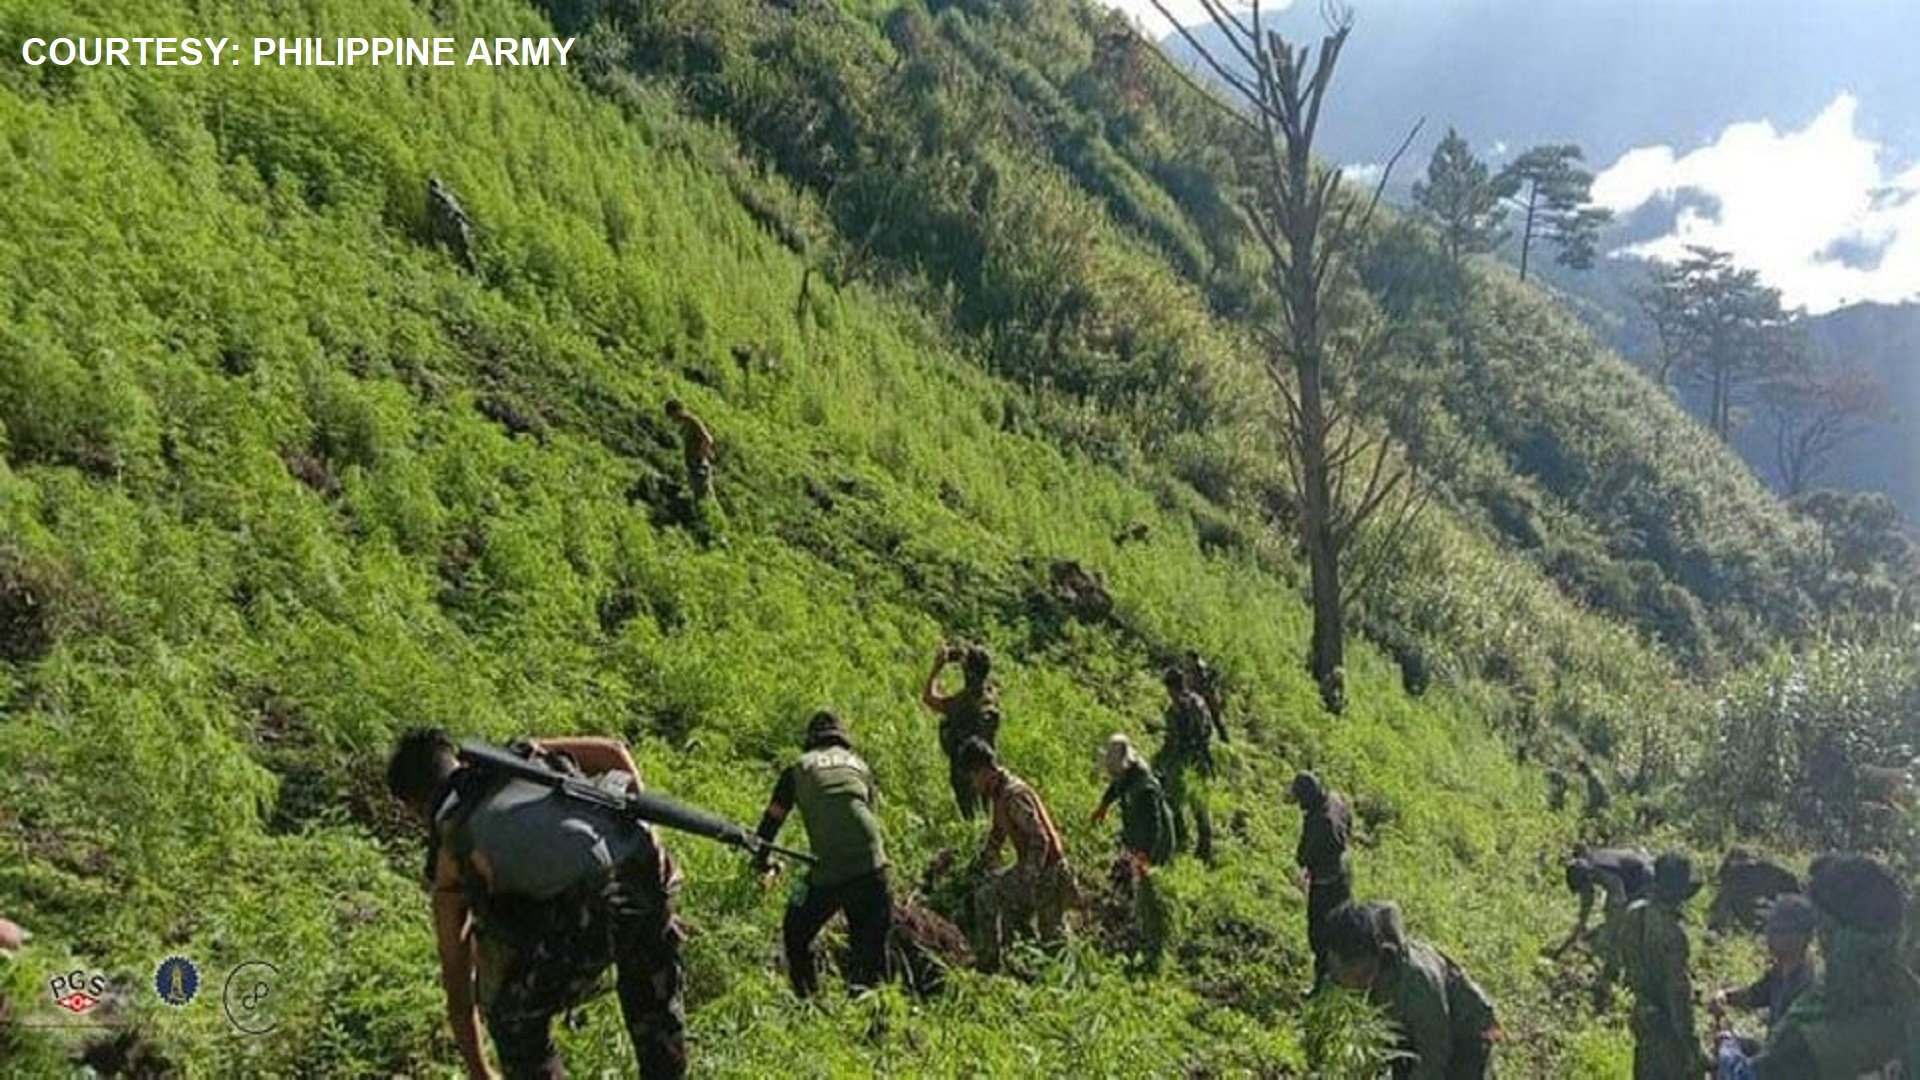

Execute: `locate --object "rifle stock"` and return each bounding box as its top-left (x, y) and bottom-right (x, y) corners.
top-left (456, 740), bottom-right (816, 865)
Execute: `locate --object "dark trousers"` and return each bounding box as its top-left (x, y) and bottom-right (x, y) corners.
top-left (1158, 756), bottom-right (1213, 862)
top-left (1306, 877), bottom-right (1352, 991)
top-left (947, 759), bottom-right (980, 819)
top-left (484, 859), bottom-right (687, 1080)
top-left (784, 868), bottom-right (893, 998)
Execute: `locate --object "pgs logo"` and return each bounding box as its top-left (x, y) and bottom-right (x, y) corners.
top-left (49, 969), bottom-right (109, 1014)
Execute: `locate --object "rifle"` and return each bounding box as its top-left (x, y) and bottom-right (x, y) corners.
top-left (457, 740), bottom-right (815, 866)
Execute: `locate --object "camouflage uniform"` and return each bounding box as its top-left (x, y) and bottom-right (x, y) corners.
top-left (435, 760), bottom-right (687, 1080)
top-left (1372, 936), bottom-right (1497, 1080)
top-left (427, 177), bottom-right (477, 274)
top-left (476, 854), bottom-right (686, 1080)
top-left (1604, 897), bottom-right (1704, 1080)
top-left (1293, 772), bottom-right (1353, 991)
top-left (1742, 856), bottom-right (1918, 1078)
top-left (669, 411), bottom-right (715, 502)
top-left (1155, 688), bottom-right (1217, 861)
top-left (971, 766), bottom-right (1073, 969)
top-left (935, 682), bottom-right (1001, 819)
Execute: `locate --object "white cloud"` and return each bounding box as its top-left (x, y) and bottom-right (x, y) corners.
top-left (1592, 93), bottom-right (1920, 314)
top-left (1343, 162), bottom-right (1383, 187)
top-left (1098, 1), bottom-right (1281, 40)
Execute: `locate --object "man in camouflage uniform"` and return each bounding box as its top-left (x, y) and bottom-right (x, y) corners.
top-left (1182, 650), bottom-right (1225, 730)
top-left (1292, 770), bottom-right (1353, 992)
top-left (427, 176), bottom-right (477, 274)
top-left (1717, 854), bottom-right (1917, 1079)
top-left (387, 729), bottom-right (686, 1080)
top-left (750, 711), bottom-right (890, 999)
top-left (1602, 852), bottom-right (1707, 1080)
top-left (1154, 666), bottom-right (1222, 862)
top-left (959, 738), bottom-right (1073, 970)
top-left (1323, 900), bottom-right (1499, 1079)
top-left (1577, 758), bottom-right (1612, 819)
top-left (921, 641), bottom-right (1002, 819)
top-left (663, 400), bottom-right (715, 503)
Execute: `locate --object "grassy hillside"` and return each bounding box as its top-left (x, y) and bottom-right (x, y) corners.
top-left (0, 0), bottom-right (1829, 1076)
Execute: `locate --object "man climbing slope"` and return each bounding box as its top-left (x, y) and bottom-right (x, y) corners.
top-left (386, 729), bottom-right (686, 1080)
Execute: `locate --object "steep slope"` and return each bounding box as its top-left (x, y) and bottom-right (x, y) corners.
top-left (0, 0), bottom-right (1795, 1076)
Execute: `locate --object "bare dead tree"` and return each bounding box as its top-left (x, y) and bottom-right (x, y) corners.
top-left (1764, 354), bottom-right (1891, 496)
top-left (1144, 0), bottom-right (1420, 712)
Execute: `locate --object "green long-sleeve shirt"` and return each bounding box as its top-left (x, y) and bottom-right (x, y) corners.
top-left (1372, 938), bottom-right (1497, 1080)
top-left (1607, 899), bottom-right (1696, 1048)
top-left (1097, 763), bottom-right (1173, 866)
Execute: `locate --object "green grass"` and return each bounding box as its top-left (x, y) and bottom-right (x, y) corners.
top-left (0, 0), bottom-right (1820, 1076)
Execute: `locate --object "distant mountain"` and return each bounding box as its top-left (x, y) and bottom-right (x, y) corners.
top-left (1794, 302), bottom-right (1920, 516)
top-left (1161, 0), bottom-right (1920, 173)
top-left (1544, 256), bottom-right (1920, 520)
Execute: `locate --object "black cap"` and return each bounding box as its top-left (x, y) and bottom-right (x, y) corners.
top-left (804, 710), bottom-right (849, 749)
top-left (1808, 855), bottom-right (1904, 934)
top-left (1290, 771), bottom-right (1325, 806)
top-left (1652, 852), bottom-right (1703, 906)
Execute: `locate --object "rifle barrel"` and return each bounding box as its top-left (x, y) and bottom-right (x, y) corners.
top-left (455, 741), bottom-right (816, 864)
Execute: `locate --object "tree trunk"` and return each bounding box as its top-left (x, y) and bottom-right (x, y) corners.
top-left (1518, 182), bottom-right (1539, 282)
top-left (1282, 139), bottom-right (1345, 713)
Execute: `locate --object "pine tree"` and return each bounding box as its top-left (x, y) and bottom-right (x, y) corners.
top-left (1497, 144), bottom-right (1611, 281)
top-left (1412, 128), bottom-right (1510, 269)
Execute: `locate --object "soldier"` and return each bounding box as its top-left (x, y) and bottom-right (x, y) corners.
top-left (1576, 758), bottom-right (1611, 818)
top-left (921, 641), bottom-right (1002, 819)
top-left (750, 711), bottom-right (891, 999)
top-left (1322, 900), bottom-right (1499, 1079)
top-left (1549, 845), bottom-right (1654, 959)
top-left (427, 176), bottom-right (477, 274)
top-left (1291, 770), bottom-right (1353, 991)
top-left (1182, 650), bottom-right (1227, 732)
top-left (959, 738), bottom-right (1073, 970)
top-left (1091, 733), bottom-right (1174, 869)
top-left (662, 400), bottom-right (715, 503)
top-left (1719, 854), bottom-right (1916, 1079)
top-left (1546, 768), bottom-right (1569, 812)
top-left (1601, 852), bottom-right (1707, 1080)
top-left (1091, 734), bottom-right (1174, 972)
top-left (1154, 667), bottom-right (1219, 862)
top-left (385, 728), bottom-right (686, 1080)
top-left (1709, 893), bottom-right (1815, 1056)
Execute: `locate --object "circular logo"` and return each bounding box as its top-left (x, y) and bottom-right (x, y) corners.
top-left (222, 961), bottom-right (282, 1036)
top-left (154, 956), bottom-right (199, 1007)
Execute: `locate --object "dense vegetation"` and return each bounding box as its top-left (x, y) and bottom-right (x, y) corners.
top-left (1, 0), bottom-right (1911, 1076)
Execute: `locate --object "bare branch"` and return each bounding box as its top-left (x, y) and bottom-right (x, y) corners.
top-left (1143, 0), bottom-right (1263, 106)
top-left (1298, 25), bottom-right (1349, 152)
top-left (1353, 118), bottom-right (1426, 239)
top-left (1192, 0), bottom-right (1262, 71)
top-left (1134, 35), bottom-right (1262, 134)
top-left (1334, 435), bottom-right (1404, 546)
